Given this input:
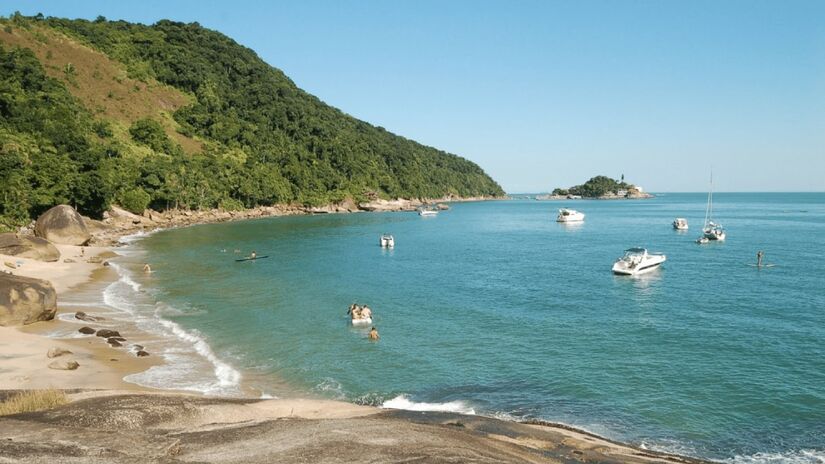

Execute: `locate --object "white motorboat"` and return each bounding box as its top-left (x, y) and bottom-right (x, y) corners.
top-left (379, 234), bottom-right (395, 248)
top-left (418, 208), bottom-right (438, 217)
top-left (351, 317), bottom-right (372, 325)
top-left (699, 172), bottom-right (726, 242)
top-left (612, 248), bottom-right (666, 275)
top-left (556, 208), bottom-right (585, 222)
top-left (672, 218), bottom-right (689, 230)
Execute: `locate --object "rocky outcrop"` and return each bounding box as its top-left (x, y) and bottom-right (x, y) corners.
top-left (0, 393), bottom-right (701, 464)
top-left (0, 233), bottom-right (61, 262)
top-left (35, 205), bottom-right (91, 246)
top-left (78, 326), bottom-right (96, 335)
top-left (358, 198), bottom-right (422, 212)
top-left (0, 273), bottom-right (57, 326)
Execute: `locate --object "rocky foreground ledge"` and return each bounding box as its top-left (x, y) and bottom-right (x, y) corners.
top-left (0, 392), bottom-right (708, 464)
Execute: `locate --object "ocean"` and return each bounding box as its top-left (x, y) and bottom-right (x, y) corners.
top-left (80, 193), bottom-right (825, 463)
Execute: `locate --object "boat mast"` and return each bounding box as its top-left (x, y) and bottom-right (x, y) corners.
top-left (703, 170), bottom-right (712, 228)
top-left (708, 170), bottom-right (713, 224)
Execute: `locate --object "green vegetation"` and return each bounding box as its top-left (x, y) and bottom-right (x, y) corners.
top-left (0, 14), bottom-right (503, 230)
top-left (552, 176), bottom-right (633, 197)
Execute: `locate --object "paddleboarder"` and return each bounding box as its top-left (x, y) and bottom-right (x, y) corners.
top-left (757, 250), bottom-right (764, 267)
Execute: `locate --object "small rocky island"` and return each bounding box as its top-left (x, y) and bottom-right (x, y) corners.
top-left (537, 175), bottom-right (654, 200)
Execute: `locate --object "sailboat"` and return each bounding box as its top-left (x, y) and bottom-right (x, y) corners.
top-left (697, 172), bottom-right (725, 243)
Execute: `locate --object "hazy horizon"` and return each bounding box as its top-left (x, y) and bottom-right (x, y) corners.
top-left (10, 1), bottom-right (825, 193)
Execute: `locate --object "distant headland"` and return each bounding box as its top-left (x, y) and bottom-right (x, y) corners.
top-left (537, 175), bottom-right (654, 200)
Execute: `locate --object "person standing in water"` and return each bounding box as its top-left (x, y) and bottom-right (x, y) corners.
top-left (368, 327), bottom-right (380, 341)
top-left (250, 251), bottom-right (257, 260)
top-left (143, 263), bottom-right (152, 273)
top-left (757, 250), bottom-right (764, 267)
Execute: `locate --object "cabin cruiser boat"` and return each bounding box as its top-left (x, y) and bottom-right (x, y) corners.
top-left (556, 208), bottom-right (585, 222)
top-left (418, 207), bottom-right (438, 217)
top-left (672, 218), bottom-right (688, 230)
top-left (612, 248), bottom-right (666, 275)
top-left (379, 234), bottom-right (395, 248)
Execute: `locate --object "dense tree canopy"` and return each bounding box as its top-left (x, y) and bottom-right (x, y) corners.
top-left (552, 176), bottom-right (632, 197)
top-left (0, 15), bottom-right (503, 230)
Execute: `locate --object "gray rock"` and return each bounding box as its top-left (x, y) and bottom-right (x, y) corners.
top-left (95, 329), bottom-right (121, 338)
top-left (0, 273), bottom-right (57, 326)
top-left (0, 233), bottom-right (61, 262)
top-left (78, 326), bottom-right (96, 335)
top-left (47, 347), bottom-right (73, 358)
top-left (34, 205), bottom-right (90, 246)
top-left (47, 359), bottom-right (79, 370)
top-left (136, 350), bottom-right (149, 357)
top-left (75, 311), bottom-right (102, 322)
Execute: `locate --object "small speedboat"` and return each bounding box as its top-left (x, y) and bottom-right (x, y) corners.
top-left (672, 218), bottom-right (689, 230)
top-left (379, 234), bottom-right (395, 248)
top-left (612, 248), bottom-right (666, 275)
top-left (557, 208), bottom-right (585, 222)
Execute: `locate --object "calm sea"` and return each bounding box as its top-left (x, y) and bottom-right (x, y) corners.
top-left (104, 193), bottom-right (825, 463)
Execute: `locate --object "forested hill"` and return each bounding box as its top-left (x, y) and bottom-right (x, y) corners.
top-left (0, 13), bottom-right (503, 229)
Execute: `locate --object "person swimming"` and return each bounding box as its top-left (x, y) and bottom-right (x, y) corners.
top-left (143, 263), bottom-right (152, 273)
top-left (368, 327), bottom-right (380, 341)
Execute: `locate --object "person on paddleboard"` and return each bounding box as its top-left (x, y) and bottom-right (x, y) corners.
top-left (757, 250), bottom-right (764, 267)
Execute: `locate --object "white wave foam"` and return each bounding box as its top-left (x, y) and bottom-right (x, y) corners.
top-left (117, 228), bottom-right (161, 245)
top-left (725, 450), bottom-right (825, 464)
top-left (102, 257), bottom-right (242, 396)
top-left (57, 301), bottom-right (104, 307)
top-left (156, 318), bottom-right (241, 389)
top-left (313, 378), bottom-right (346, 400)
top-left (381, 395), bottom-right (476, 415)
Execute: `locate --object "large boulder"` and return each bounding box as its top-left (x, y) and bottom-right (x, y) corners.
top-left (0, 273), bottom-right (57, 326)
top-left (0, 233), bottom-right (61, 262)
top-left (35, 205), bottom-right (91, 246)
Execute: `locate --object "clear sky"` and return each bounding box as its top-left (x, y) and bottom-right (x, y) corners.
top-left (6, 1), bottom-right (825, 192)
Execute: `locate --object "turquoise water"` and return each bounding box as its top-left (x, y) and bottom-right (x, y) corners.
top-left (124, 193), bottom-right (824, 462)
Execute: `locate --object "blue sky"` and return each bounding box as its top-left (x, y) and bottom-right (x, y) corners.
top-left (7, 1), bottom-right (825, 192)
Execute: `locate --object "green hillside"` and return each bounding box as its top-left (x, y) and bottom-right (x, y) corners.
top-left (0, 13), bottom-right (503, 229)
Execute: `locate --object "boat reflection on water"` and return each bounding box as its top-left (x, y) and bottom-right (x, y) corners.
top-left (558, 221), bottom-right (584, 232)
top-left (613, 268), bottom-right (664, 300)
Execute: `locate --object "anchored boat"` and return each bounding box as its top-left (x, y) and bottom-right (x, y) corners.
top-left (672, 218), bottom-right (689, 230)
top-left (612, 248), bottom-right (666, 275)
top-left (556, 208), bottom-right (585, 222)
top-left (379, 234), bottom-right (395, 248)
top-left (699, 172), bottom-right (726, 243)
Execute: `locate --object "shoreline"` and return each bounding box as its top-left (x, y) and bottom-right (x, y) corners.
top-left (1, 202), bottom-right (711, 463)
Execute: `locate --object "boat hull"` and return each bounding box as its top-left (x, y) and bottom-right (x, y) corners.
top-left (351, 317), bottom-right (372, 325)
top-left (612, 254), bottom-right (666, 276)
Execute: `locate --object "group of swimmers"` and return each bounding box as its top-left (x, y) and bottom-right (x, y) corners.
top-left (347, 303), bottom-right (379, 340)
